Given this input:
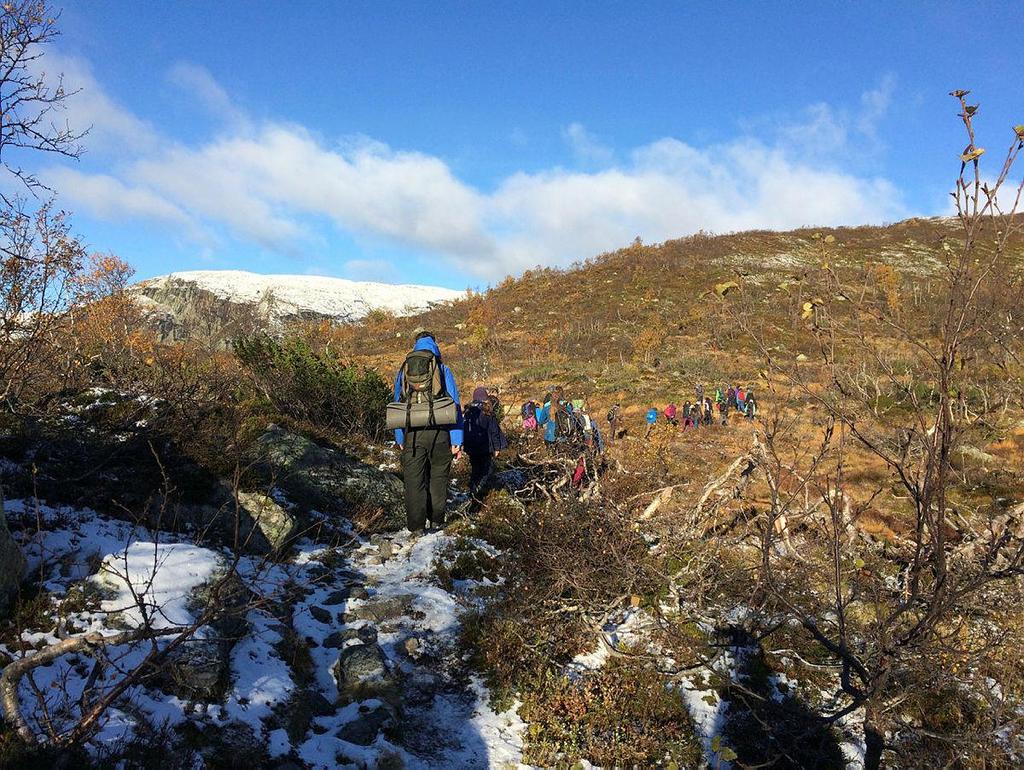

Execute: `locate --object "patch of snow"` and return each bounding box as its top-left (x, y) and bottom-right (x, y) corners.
top-left (96, 541), bottom-right (222, 631)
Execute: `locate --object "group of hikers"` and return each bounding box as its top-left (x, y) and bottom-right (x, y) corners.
top-left (519, 388), bottom-right (605, 451)
top-left (387, 329), bottom-right (757, 533)
top-left (647, 384), bottom-right (758, 436)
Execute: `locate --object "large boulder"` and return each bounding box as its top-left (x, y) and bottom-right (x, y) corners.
top-left (251, 425), bottom-right (404, 527)
top-left (333, 642), bottom-right (400, 704)
top-left (0, 495), bottom-right (26, 618)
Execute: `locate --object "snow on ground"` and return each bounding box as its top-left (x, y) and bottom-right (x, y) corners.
top-left (293, 529), bottom-right (527, 768)
top-left (137, 270), bottom-right (464, 323)
top-left (2, 499), bottom-right (527, 767)
top-left (96, 541), bottom-right (223, 630)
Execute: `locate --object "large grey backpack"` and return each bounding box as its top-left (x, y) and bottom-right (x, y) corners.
top-left (385, 349), bottom-right (458, 431)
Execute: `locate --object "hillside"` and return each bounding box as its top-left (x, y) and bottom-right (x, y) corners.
top-left (132, 270), bottom-right (463, 342)
top-left (344, 216), bottom-right (1007, 402)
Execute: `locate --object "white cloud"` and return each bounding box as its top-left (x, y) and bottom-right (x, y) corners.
top-left (40, 58), bottom-right (909, 282)
top-left (342, 258), bottom-right (399, 283)
top-left (44, 167), bottom-right (205, 236)
top-left (167, 62), bottom-right (248, 128)
top-left (38, 52), bottom-right (161, 155)
top-left (858, 73), bottom-right (897, 140)
top-left (563, 122), bottom-right (615, 166)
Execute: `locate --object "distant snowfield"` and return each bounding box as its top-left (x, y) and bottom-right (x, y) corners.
top-left (137, 270), bottom-right (464, 323)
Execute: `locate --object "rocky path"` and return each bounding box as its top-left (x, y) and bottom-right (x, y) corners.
top-left (1, 494), bottom-right (527, 769)
top-left (277, 524), bottom-right (527, 768)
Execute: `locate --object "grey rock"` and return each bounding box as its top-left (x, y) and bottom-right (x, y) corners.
top-left (323, 589), bottom-right (349, 605)
top-left (323, 631), bottom-right (348, 649)
top-left (333, 642), bottom-right (399, 703)
top-left (309, 605), bottom-right (332, 624)
top-left (346, 595), bottom-right (415, 623)
top-left (0, 495), bottom-right (26, 618)
top-left (349, 586), bottom-right (370, 600)
top-left (236, 491), bottom-right (298, 554)
top-left (954, 444), bottom-right (1001, 468)
top-left (190, 718), bottom-right (269, 767)
top-left (191, 571), bottom-right (252, 642)
top-left (164, 639), bottom-right (228, 700)
top-left (378, 540), bottom-right (394, 559)
top-left (337, 704), bottom-right (393, 746)
top-left (324, 625), bottom-right (378, 649)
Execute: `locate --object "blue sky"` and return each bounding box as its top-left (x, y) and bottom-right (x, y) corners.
top-left (23, 1), bottom-right (1024, 288)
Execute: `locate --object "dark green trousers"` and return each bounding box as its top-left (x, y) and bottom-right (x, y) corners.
top-left (401, 429), bottom-right (452, 530)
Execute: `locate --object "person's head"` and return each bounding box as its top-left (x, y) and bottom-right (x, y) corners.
top-left (414, 329), bottom-right (435, 342)
top-left (472, 386), bottom-right (488, 403)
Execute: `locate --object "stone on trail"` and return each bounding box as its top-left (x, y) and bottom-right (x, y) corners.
top-left (337, 703), bottom-right (394, 746)
top-left (322, 588), bottom-right (350, 605)
top-left (163, 639), bottom-right (228, 700)
top-left (0, 496), bottom-right (26, 618)
top-left (325, 625), bottom-right (379, 648)
top-left (236, 491), bottom-right (298, 553)
top-left (309, 605), bottom-right (332, 624)
top-left (190, 570), bottom-right (253, 642)
top-left (334, 642), bottom-right (399, 703)
top-left (346, 594), bottom-right (416, 623)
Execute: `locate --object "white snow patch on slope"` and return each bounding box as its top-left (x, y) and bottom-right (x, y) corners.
top-left (96, 541), bottom-right (222, 631)
top-left (138, 269), bottom-right (463, 322)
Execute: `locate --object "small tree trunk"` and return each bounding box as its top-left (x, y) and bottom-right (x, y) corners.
top-left (863, 702), bottom-right (885, 770)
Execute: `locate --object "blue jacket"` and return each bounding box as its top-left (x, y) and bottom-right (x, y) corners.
top-left (393, 336), bottom-right (463, 447)
top-left (536, 400), bottom-right (560, 442)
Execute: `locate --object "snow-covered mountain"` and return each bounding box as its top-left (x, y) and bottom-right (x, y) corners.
top-left (132, 270), bottom-right (463, 342)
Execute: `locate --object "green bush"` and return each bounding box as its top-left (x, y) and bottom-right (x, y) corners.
top-left (233, 333), bottom-right (390, 440)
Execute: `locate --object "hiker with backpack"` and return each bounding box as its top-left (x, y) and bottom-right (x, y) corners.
top-left (644, 406), bottom-right (658, 438)
top-left (736, 386), bottom-right (747, 415)
top-left (704, 396), bottom-right (714, 426)
top-left (745, 392), bottom-right (757, 421)
top-left (521, 400), bottom-right (539, 433)
top-left (464, 386), bottom-right (508, 501)
top-left (606, 403), bottom-right (622, 443)
top-left (388, 331), bottom-right (463, 534)
top-left (536, 388), bottom-right (564, 448)
top-left (682, 401), bottom-right (692, 430)
top-left (665, 402), bottom-right (678, 427)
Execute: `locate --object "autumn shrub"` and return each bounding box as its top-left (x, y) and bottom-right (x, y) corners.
top-left (519, 662), bottom-right (703, 767)
top-left (465, 491), bottom-right (660, 710)
top-left (233, 332), bottom-right (390, 441)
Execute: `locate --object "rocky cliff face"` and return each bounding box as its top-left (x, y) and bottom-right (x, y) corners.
top-left (132, 270), bottom-right (463, 343)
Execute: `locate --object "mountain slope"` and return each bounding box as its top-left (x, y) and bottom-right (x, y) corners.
top-left (341, 215), bottom-right (1023, 409)
top-left (133, 270), bottom-right (464, 342)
